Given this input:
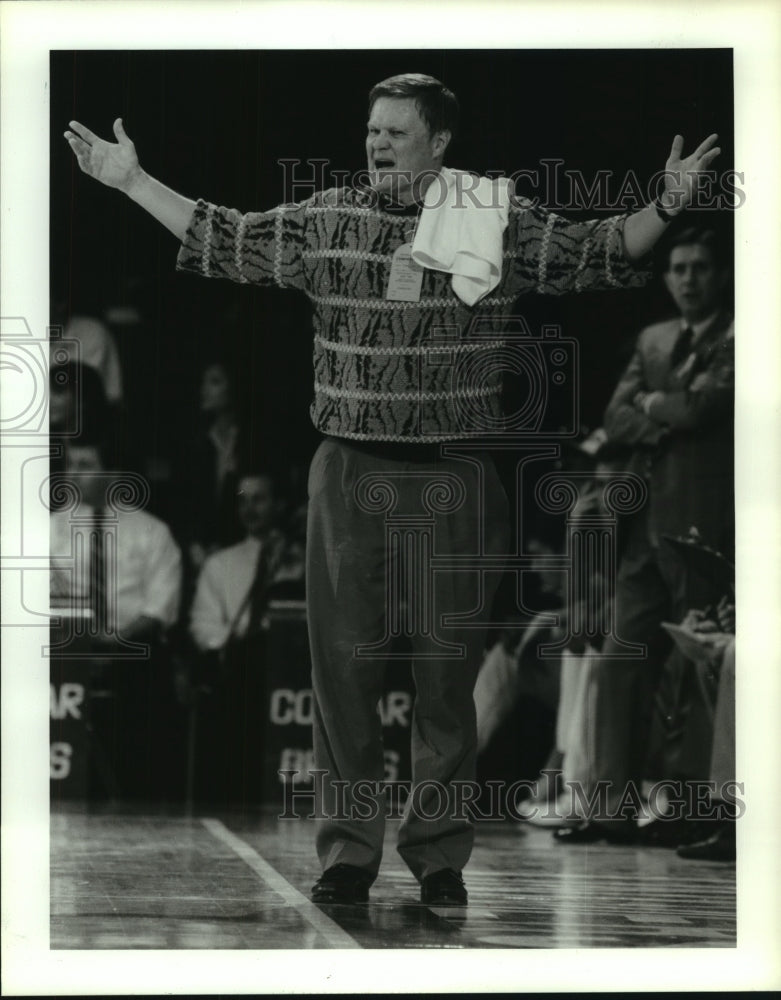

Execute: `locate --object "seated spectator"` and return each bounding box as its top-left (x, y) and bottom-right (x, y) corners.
top-left (50, 359), bottom-right (110, 434)
top-left (619, 531), bottom-right (737, 851)
top-left (678, 632), bottom-right (736, 861)
top-left (52, 312), bottom-right (123, 404)
top-left (190, 471), bottom-right (304, 653)
top-left (475, 443), bottom-right (617, 827)
top-left (649, 593), bottom-right (737, 860)
top-left (474, 537), bottom-right (563, 759)
top-left (175, 360), bottom-right (253, 575)
top-left (51, 440), bottom-right (181, 645)
top-left (49, 360), bottom-right (112, 479)
top-left (187, 470), bottom-right (303, 805)
top-left (532, 448), bottom-right (619, 826)
top-left (49, 439), bottom-right (184, 799)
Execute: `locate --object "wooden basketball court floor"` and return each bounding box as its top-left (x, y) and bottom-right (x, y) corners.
top-left (51, 804), bottom-right (736, 951)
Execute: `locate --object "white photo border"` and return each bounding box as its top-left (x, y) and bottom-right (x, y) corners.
top-left (2, 0), bottom-right (780, 994)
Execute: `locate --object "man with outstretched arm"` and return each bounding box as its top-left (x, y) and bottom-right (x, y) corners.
top-left (65, 73), bottom-right (720, 907)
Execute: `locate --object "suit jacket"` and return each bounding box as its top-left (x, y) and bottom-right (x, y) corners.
top-left (603, 310), bottom-right (734, 556)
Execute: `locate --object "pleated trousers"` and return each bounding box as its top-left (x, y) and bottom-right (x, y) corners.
top-left (305, 437), bottom-right (509, 880)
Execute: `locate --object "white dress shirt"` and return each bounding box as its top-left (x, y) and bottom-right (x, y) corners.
top-left (50, 505), bottom-right (182, 632)
top-left (190, 532), bottom-right (304, 652)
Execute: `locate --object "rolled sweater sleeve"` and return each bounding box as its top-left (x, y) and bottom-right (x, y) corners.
top-left (507, 200), bottom-right (652, 295)
top-left (176, 198), bottom-right (307, 290)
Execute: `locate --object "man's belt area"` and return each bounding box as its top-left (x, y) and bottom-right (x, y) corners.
top-left (326, 435), bottom-right (451, 464)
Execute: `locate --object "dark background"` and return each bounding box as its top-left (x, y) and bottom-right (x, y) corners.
top-left (50, 48), bottom-right (734, 527)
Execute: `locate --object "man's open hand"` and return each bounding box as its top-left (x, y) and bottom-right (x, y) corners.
top-left (661, 133), bottom-right (721, 213)
top-left (64, 118), bottom-right (141, 193)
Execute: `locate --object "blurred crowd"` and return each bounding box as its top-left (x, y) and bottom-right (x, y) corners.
top-left (49, 315), bottom-right (307, 803)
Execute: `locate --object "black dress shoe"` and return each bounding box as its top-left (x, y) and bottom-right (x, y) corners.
top-left (636, 816), bottom-right (710, 848)
top-left (553, 820), bottom-right (636, 845)
top-left (420, 868), bottom-right (467, 906)
top-left (676, 823), bottom-right (736, 862)
top-left (311, 863), bottom-right (373, 904)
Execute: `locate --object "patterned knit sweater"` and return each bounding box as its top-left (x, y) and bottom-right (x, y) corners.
top-left (176, 186), bottom-right (649, 443)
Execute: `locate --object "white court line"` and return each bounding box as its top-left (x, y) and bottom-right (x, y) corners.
top-left (201, 817), bottom-right (361, 950)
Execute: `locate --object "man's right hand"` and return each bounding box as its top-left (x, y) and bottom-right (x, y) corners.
top-left (63, 118), bottom-right (196, 241)
top-left (64, 118), bottom-right (142, 194)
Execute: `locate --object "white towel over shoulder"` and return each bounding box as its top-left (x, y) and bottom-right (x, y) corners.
top-left (411, 168), bottom-right (512, 306)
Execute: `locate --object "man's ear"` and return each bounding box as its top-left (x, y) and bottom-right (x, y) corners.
top-left (432, 129), bottom-right (451, 159)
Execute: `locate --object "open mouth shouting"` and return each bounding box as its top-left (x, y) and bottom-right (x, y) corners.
top-left (369, 160), bottom-right (415, 198)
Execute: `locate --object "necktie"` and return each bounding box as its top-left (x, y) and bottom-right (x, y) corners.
top-left (89, 509), bottom-right (108, 636)
top-left (670, 326), bottom-right (694, 370)
top-left (246, 542), bottom-right (272, 636)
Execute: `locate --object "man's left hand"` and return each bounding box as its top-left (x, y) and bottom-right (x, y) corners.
top-left (660, 133), bottom-right (721, 214)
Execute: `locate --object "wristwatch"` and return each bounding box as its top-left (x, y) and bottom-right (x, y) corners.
top-left (653, 196), bottom-right (680, 223)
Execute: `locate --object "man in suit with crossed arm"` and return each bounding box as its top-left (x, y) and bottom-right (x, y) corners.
top-left (555, 226), bottom-right (734, 842)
